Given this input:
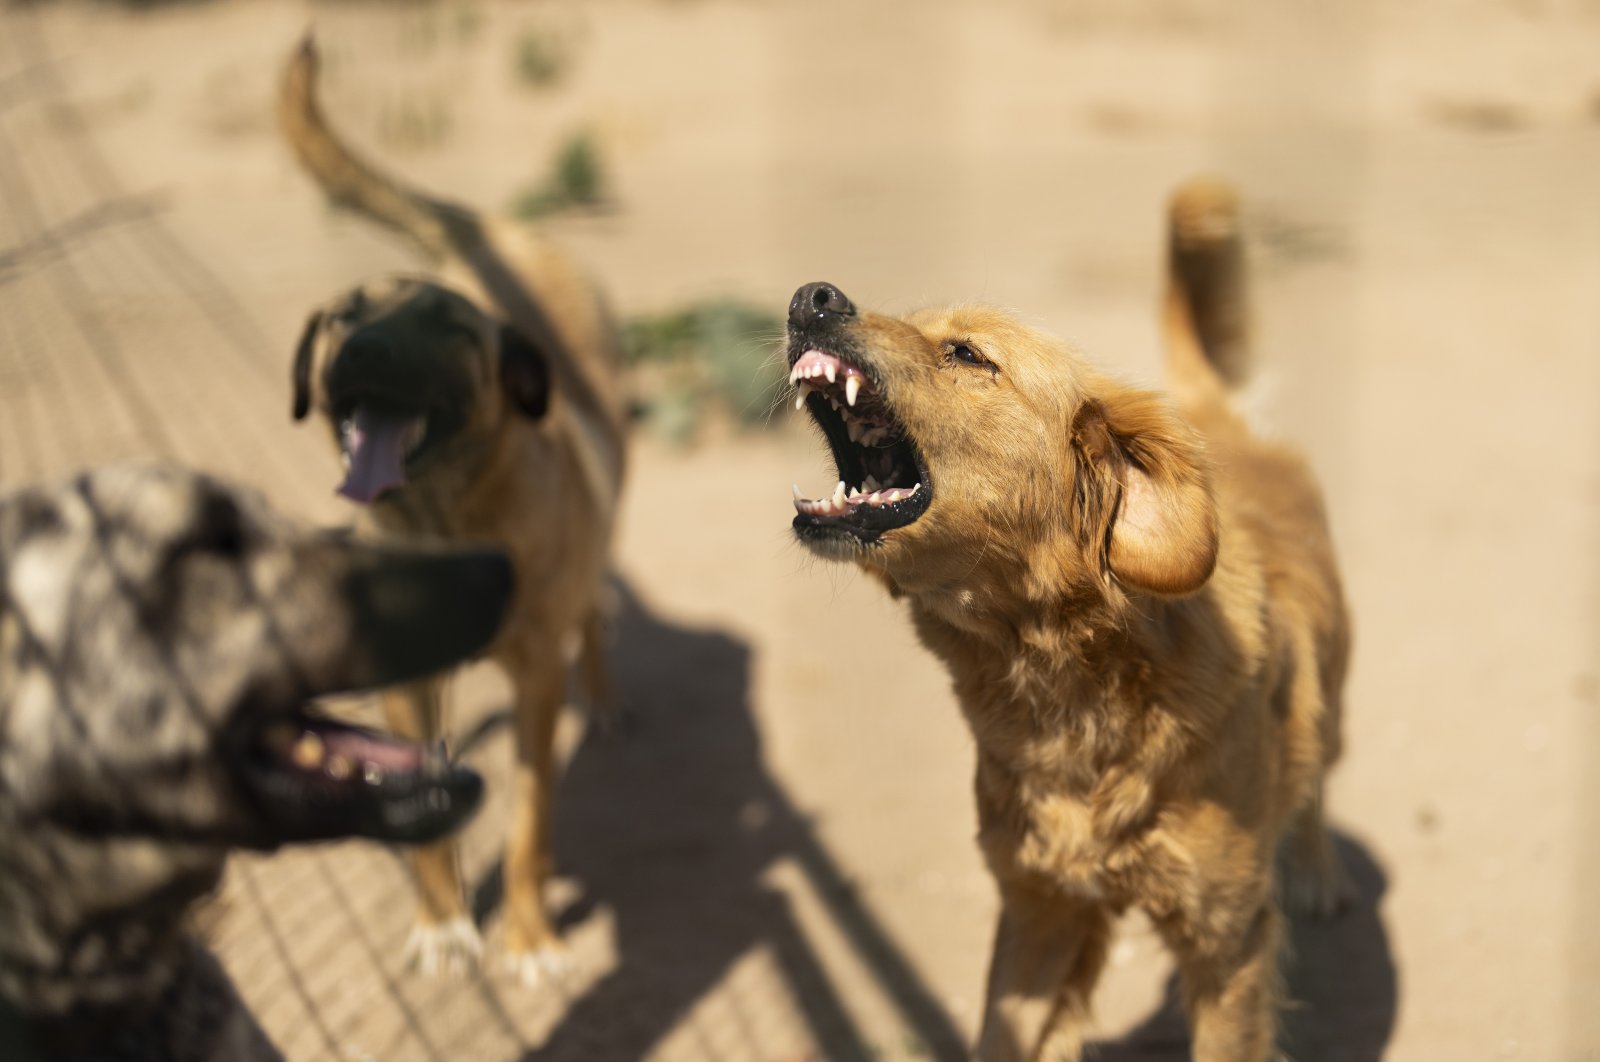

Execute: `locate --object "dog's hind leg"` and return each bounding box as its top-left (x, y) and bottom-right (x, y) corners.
top-left (1276, 781), bottom-right (1353, 920)
top-left (578, 607), bottom-right (629, 738)
top-left (383, 679), bottom-right (483, 976)
top-left (500, 640), bottom-right (570, 987)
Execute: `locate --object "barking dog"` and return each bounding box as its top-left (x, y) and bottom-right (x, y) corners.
top-left (782, 179), bottom-right (1351, 1061)
top-left (0, 465), bottom-right (511, 1061)
top-left (280, 38), bottom-right (627, 985)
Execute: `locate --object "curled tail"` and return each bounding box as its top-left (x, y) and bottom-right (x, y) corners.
top-left (279, 35), bottom-right (473, 263)
top-left (1163, 176), bottom-right (1250, 409)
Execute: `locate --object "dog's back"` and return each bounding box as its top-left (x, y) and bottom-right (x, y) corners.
top-left (1163, 176), bottom-right (1351, 782)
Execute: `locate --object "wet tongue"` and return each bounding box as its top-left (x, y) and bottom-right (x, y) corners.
top-left (337, 407), bottom-right (419, 504)
top-left (318, 724), bottom-right (426, 772)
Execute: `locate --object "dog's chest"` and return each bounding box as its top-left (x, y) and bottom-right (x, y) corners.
top-left (970, 702), bottom-right (1195, 912)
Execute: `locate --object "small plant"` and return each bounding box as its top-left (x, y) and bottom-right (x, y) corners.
top-left (377, 91), bottom-right (454, 153)
top-left (514, 26), bottom-right (569, 88)
top-left (621, 299), bottom-right (787, 442)
top-left (512, 131), bottom-right (606, 218)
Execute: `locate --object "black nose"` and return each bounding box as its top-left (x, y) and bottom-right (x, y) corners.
top-left (788, 282), bottom-right (856, 330)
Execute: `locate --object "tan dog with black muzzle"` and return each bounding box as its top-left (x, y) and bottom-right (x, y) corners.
top-left (781, 179), bottom-right (1351, 1060)
top-left (281, 38), bottom-right (627, 987)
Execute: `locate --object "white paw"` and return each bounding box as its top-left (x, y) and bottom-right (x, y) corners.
top-left (401, 917), bottom-right (483, 977)
top-left (504, 944), bottom-right (573, 989)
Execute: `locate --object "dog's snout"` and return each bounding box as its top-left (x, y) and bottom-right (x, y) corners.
top-left (789, 282), bottom-right (856, 330)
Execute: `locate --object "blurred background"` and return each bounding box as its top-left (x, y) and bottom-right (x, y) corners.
top-left (1, 0), bottom-right (1596, 1058)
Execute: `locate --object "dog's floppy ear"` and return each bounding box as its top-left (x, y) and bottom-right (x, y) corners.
top-left (291, 310), bottom-right (323, 422)
top-left (499, 323), bottom-right (550, 420)
top-left (1071, 389), bottom-right (1217, 596)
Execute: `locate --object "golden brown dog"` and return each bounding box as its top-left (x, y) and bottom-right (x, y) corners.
top-left (280, 38), bottom-right (627, 986)
top-left (782, 178), bottom-right (1350, 1060)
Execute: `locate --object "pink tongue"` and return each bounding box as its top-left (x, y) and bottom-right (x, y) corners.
top-left (337, 408), bottom-right (419, 504)
top-left (319, 726), bottom-right (426, 771)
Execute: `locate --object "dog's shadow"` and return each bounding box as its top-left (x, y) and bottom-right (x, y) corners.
top-left (1091, 832), bottom-right (1398, 1061)
top-left (474, 579), bottom-right (967, 1061)
top-left (466, 579), bottom-right (1396, 1061)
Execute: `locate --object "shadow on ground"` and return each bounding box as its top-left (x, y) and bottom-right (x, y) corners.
top-left (1091, 832), bottom-right (1398, 1061)
top-left (472, 579), bottom-right (965, 1061)
top-left (461, 578), bottom-right (1395, 1061)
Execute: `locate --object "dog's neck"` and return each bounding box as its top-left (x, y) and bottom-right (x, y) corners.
top-left (0, 842), bottom-right (222, 1018)
top-left (6, 937), bottom-right (279, 1062)
top-left (904, 575), bottom-right (1223, 760)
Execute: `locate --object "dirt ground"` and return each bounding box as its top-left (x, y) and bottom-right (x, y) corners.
top-left (1, 0), bottom-right (1597, 1058)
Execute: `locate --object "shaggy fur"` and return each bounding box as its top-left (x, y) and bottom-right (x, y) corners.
top-left (280, 37), bottom-right (627, 985)
top-left (0, 465), bottom-right (510, 1061)
top-left (784, 178), bottom-right (1351, 1060)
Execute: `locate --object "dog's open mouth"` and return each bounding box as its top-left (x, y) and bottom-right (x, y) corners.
top-left (789, 348), bottom-right (931, 543)
top-left (233, 707), bottom-right (483, 847)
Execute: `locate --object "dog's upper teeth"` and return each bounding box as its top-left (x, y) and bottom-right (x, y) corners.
top-left (845, 376), bottom-right (861, 407)
top-left (290, 732), bottom-right (325, 770)
top-left (794, 384), bottom-right (811, 411)
top-left (362, 763), bottom-right (384, 786)
top-left (846, 419), bottom-right (862, 443)
top-left (824, 363), bottom-right (837, 384)
top-left (326, 754), bottom-right (354, 781)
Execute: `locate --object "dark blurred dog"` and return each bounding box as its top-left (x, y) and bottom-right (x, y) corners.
top-left (781, 179), bottom-right (1350, 1060)
top-left (0, 465), bottom-right (510, 1061)
top-left (280, 38), bottom-right (627, 984)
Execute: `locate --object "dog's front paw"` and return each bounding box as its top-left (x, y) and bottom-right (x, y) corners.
top-left (401, 917), bottom-right (483, 977)
top-left (504, 943), bottom-right (573, 989)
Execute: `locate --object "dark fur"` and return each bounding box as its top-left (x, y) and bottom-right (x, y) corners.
top-left (0, 466), bottom-right (510, 1061)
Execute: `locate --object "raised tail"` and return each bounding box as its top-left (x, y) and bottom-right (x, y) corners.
top-left (279, 35), bottom-right (472, 263)
top-left (1163, 176), bottom-right (1250, 409)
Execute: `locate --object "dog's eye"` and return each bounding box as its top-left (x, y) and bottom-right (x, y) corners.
top-left (949, 342), bottom-right (995, 371)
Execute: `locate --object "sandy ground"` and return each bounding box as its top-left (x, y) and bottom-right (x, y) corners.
top-left (1, 0), bottom-right (1597, 1058)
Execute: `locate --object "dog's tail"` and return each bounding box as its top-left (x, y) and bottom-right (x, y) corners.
top-left (1163, 176), bottom-right (1250, 408)
top-left (279, 35), bottom-right (471, 263)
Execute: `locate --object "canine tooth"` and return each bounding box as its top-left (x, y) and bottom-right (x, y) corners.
top-left (290, 732), bottom-right (325, 769)
top-left (824, 363), bottom-right (837, 384)
top-left (792, 483), bottom-right (804, 501)
top-left (327, 754), bottom-right (354, 781)
top-left (832, 480), bottom-right (847, 506)
top-left (845, 376), bottom-right (861, 407)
